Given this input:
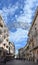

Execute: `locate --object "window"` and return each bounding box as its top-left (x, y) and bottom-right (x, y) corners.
top-left (0, 29), bottom-right (3, 34)
top-left (4, 29), bottom-right (6, 33)
top-left (4, 35), bottom-right (6, 39)
top-left (35, 27), bottom-right (36, 30)
top-left (6, 33), bottom-right (9, 37)
top-left (0, 37), bottom-right (3, 43)
top-left (0, 50), bottom-right (2, 55)
top-left (0, 23), bottom-right (3, 27)
top-left (4, 34), bottom-right (8, 39)
top-left (3, 44), bottom-right (5, 46)
top-left (6, 39), bottom-right (8, 42)
top-left (6, 46), bottom-right (8, 48)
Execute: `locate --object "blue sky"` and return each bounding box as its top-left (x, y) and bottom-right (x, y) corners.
top-left (0, 0), bottom-right (38, 54)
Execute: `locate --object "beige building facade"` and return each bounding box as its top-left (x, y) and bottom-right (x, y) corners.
top-left (0, 16), bottom-right (15, 60)
top-left (8, 42), bottom-right (15, 58)
top-left (0, 15), bottom-right (9, 59)
top-left (18, 48), bottom-right (24, 59)
top-left (28, 8), bottom-right (38, 62)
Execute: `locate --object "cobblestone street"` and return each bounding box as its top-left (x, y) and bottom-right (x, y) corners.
top-left (0, 60), bottom-right (38, 65)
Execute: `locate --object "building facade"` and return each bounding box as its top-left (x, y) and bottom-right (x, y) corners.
top-left (28, 8), bottom-right (38, 62)
top-left (8, 42), bottom-right (15, 58)
top-left (18, 48), bottom-right (24, 59)
top-left (23, 44), bottom-right (30, 60)
top-left (0, 16), bottom-right (15, 60)
top-left (0, 16), bottom-right (9, 59)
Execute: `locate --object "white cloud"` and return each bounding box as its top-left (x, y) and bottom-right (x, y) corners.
top-left (16, 0), bottom-right (38, 24)
top-left (2, 3), bottom-right (18, 15)
top-left (9, 28), bottom-right (28, 43)
top-left (15, 44), bottom-right (21, 47)
top-left (0, 2), bottom-right (19, 23)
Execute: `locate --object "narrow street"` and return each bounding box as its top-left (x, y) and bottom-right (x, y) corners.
top-left (0, 60), bottom-right (38, 65)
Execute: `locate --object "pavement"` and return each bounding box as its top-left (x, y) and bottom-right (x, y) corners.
top-left (0, 60), bottom-right (38, 65)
